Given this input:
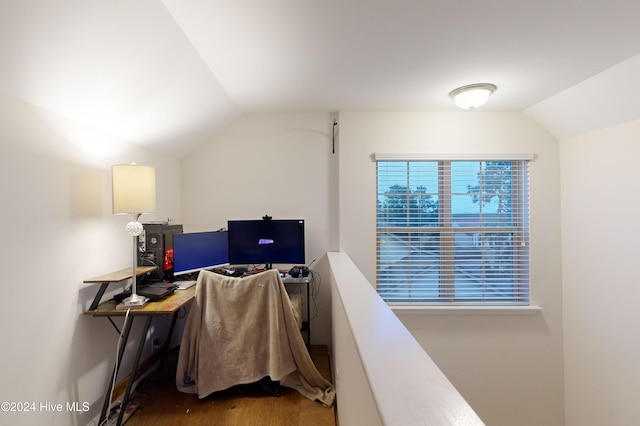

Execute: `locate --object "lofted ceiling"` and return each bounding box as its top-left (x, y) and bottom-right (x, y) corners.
top-left (1, 0), bottom-right (639, 158)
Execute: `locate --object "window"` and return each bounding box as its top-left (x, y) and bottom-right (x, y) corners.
top-left (375, 153), bottom-right (531, 305)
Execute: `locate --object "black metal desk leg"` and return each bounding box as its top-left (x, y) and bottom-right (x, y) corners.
top-left (157, 310), bottom-right (181, 372)
top-left (115, 315), bottom-right (152, 426)
top-left (99, 314), bottom-right (136, 425)
top-left (307, 280), bottom-right (311, 348)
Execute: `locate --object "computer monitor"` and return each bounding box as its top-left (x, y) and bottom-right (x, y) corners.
top-left (227, 219), bottom-right (305, 267)
top-left (173, 231), bottom-right (229, 276)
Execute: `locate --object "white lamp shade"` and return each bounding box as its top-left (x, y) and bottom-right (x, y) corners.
top-left (112, 164), bottom-right (156, 215)
top-left (449, 83), bottom-right (496, 110)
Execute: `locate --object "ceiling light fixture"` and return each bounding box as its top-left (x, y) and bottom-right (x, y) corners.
top-left (449, 83), bottom-right (497, 110)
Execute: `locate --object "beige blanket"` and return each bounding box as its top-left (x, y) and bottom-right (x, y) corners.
top-left (176, 269), bottom-right (335, 407)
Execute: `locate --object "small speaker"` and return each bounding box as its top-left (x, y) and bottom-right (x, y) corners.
top-left (289, 266), bottom-right (300, 278)
top-left (288, 266), bottom-right (309, 278)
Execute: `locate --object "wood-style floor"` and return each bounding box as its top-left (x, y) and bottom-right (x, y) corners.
top-left (124, 346), bottom-right (336, 426)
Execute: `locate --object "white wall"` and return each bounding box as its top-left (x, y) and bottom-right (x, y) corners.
top-left (559, 119), bottom-right (640, 426)
top-left (337, 111), bottom-right (565, 426)
top-left (8, 95), bottom-right (636, 426)
top-left (0, 93), bottom-right (181, 426)
top-left (181, 112), bottom-right (338, 345)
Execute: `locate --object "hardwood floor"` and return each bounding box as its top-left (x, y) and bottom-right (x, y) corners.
top-left (122, 346), bottom-right (336, 426)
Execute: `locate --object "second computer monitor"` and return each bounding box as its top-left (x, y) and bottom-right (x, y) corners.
top-left (173, 230), bottom-right (229, 276)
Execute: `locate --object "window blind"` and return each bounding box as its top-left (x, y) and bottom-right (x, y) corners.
top-left (375, 156), bottom-right (531, 305)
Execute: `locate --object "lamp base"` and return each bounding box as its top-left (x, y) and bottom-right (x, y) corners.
top-left (116, 294), bottom-right (149, 310)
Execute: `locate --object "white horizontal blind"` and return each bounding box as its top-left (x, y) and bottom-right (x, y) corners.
top-left (376, 158), bottom-right (530, 305)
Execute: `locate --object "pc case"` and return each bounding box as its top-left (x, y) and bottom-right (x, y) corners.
top-left (138, 223), bottom-right (183, 282)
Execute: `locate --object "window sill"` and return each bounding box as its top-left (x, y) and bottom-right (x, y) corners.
top-left (390, 305), bottom-right (543, 315)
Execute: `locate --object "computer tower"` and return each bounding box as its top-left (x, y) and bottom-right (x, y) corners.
top-left (138, 223), bottom-right (183, 282)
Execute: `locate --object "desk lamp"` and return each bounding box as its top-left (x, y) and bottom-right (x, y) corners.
top-left (112, 163), bottom-right (156, 308)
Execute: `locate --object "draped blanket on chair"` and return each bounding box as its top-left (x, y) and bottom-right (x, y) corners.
top-left (176, 269), bottom-right (335, 407)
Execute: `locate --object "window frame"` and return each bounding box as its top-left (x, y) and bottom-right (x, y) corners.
top-left (374, 153), bottom-right (534, 307)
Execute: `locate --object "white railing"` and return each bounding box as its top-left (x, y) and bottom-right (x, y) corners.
top-left (327, 252), bottom-right (485, 426)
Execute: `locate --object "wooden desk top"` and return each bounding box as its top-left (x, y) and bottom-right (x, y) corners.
top-left (84, 285), bottom-right (196, 317)
top-left (84, 266), bottom-right (157, 284)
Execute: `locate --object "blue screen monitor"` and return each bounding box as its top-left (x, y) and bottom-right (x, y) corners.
top-left (173, 231), bottom-right (229, 276)
top-left (227, 219), bottom-right (305, 267)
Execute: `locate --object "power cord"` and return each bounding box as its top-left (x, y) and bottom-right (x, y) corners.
top-left (309, 270), bottom-right (321, 321)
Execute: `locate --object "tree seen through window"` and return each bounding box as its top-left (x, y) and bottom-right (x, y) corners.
top-left (376, 160), bottom-right (529, 305)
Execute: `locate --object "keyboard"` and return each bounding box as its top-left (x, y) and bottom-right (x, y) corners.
top-left (174, 280), bottom-right (197, 290)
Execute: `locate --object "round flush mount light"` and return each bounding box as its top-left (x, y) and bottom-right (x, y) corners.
top-left (449, 83), bottom-right (497, 110)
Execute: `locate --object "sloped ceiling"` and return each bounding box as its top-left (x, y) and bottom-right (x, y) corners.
top-left (1, 0), bottom-right (639, 158)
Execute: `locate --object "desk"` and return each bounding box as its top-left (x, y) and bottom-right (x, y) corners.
top-left (85, 270), bottom-right (308, 425)
top-left (84, 266), bottom-right (157, 311)
top-left (84, 268), bottom-right (195, 426)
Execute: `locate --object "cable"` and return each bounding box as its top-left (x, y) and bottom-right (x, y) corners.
top-left (139, 253), bottom-right (159, 269)
top-left (309, 270), bottom-right (321, 321)
top-left (332, 118), bottom-right (338, 154)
